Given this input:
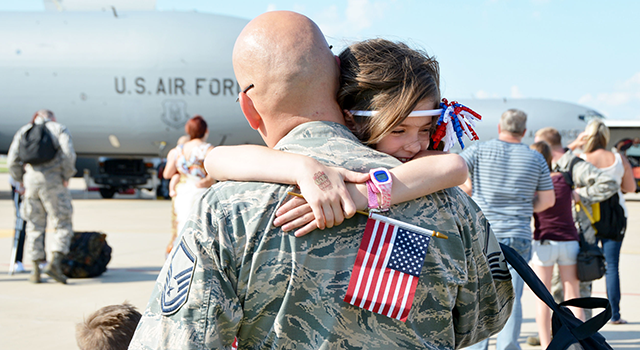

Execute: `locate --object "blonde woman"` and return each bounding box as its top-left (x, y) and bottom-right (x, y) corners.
top-left (568, 118), bottom-right (635, 324)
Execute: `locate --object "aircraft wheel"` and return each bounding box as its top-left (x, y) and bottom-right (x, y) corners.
top-left (99, 187), bottom-right (116, 199)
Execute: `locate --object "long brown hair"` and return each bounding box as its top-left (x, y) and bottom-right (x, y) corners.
top-left (337, 39), bottom-right (440, 145)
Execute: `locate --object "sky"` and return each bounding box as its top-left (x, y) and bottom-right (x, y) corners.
top-left (2, 0), bottom-right (640, 120)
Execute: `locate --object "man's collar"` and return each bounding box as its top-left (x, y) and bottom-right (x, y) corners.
top-left (274, 121), bottom-right (359, 149)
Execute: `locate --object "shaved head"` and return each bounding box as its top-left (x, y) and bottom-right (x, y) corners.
top-left (233, 11), bottom-right (342, 145)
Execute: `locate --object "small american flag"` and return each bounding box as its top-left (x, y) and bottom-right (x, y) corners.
top-left (344, 213), bottom-right (433, 322)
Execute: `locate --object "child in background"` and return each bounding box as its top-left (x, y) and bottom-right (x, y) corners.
top-left (76, 302), bottom-right (141, 350)
top-left (529, 141), bottom-right (584, 349)
top-left (205, 39), bottom-right (481, 236)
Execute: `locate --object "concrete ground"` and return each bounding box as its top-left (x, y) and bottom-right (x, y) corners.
top-left (0, 173), bottom-right (639, 349)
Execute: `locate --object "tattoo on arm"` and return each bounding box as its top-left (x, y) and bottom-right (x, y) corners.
top-left (313, 171), bottom-right (333, 191)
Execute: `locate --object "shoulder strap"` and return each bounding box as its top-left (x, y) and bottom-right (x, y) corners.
top-left (564, 156), bottom-right (584, 188)
top-left (499, 243), bottom-right (613, 350)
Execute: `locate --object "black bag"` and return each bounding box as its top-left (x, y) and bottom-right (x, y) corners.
top-left (61, 231), bottom-right (112, 278)
top-left (592, 193), bottom-right (626, 241)
top-left (500, 243), bottom-right (613, 350)
top-left (18, 122), bottom-right (58, 165)
top-left (576, 230), bottom-right (606, 282)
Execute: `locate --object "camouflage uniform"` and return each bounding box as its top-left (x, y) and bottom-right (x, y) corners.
top-left (7, 116), bottom-right (76, 262)
top-left (550, 150), bottom-right (618, 318)
top-left (130, 122), bottom-right (513, 350)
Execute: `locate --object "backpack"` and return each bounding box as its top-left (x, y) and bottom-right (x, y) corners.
top-left (562, 156), bottom-right (626, 241)
top-left (61, 231), bottom-right (112, 278)
top-left (591, 193), bottom-right (626, 241)
top-left (18, 121), bottom-right (58, 165)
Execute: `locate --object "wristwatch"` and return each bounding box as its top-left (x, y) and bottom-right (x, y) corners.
top-left (366, 168), bottom-right (392, 211)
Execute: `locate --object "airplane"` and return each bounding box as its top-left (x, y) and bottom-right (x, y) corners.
top-left (0, 9), bottom-right (260, 197)
top-left (0, 8), bottom-right (626, 197)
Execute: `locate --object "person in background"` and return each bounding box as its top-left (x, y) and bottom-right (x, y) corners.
top-left (9, 175), bottom-right (27, 274)
top-left (529, 141), bottom-right (584, 349)
top-left (567, 119), bottom-right (635, 324)
top-left (7, 109), bottom-right (76, 284)
top-left (459, 109), bottom-right (555, 350)
top-left (162, 116), bottom-right (215, 251)
top-left (76, 302), bottom-right (141, 350)
top-left (533, 126), bottom-right (618, 324)
top-left (162, 134), bottom-right (190, 255)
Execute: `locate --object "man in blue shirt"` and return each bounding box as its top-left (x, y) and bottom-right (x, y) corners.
top-left (460, 109), bottom-right (555, 350)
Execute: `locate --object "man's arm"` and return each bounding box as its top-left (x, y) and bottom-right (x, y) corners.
top-left (7, 130), bottom-right (25, 183)
top-left (57, 126), bottom-right (77, 181)
top-left (452, 194), bottom-right (514, 347)
top-left (458, 177), bottom-right (473, 196)
top-left (533, 189), bottom-right (555, 213)
top-left (572, 160), bottom-right (618, 203)
top-left (129, 193), bottom-right (242, 349)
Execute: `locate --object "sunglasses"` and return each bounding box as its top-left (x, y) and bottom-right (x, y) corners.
top-left (235, 83), bottom-right (255, 102)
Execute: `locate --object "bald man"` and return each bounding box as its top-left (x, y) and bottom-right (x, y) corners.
top-left (129, 11), bottom-right (513, 349)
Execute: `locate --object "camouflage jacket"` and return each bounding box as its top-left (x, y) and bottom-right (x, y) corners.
top-left (129, 122), bottom-right (513, 350)
top-left (553, 150), bottom-right (619, 244)
top-left (7, 116), bottom-right (77, 183)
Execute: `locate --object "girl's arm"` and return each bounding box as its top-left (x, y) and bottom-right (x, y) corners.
top-left (195, 146), bottom-right (217, 189)
top-left (163, 148), bottom-right (179, 179)
top-left (204, 145), bottom-right (369, 230)
top-left (620, 154), bottom-right (637, 193)
top-left (275, 151), bottom-right (469, 236)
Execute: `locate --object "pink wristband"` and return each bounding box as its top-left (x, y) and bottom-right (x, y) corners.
top-left (366, 180), bottom-right (380, 210)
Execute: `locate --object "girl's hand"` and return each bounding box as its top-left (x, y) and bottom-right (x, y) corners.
top-left (275, 165), bottom-right (369, 236)
top-left (274, 196), bottom-right (318, 237)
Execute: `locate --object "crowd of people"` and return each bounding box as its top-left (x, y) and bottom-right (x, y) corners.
top-left (5, 10), bottom-right (636, 350)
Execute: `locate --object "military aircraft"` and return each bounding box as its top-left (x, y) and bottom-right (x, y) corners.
top-left (0, 8), bottom-right (619, 197)
top-left (0, 9), bottom-right (259, 197)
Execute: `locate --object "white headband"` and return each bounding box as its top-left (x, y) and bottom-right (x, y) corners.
top-left (350, 109), bottom-right (443, 117)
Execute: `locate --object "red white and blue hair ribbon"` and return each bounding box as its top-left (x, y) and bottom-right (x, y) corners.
top-left (431, 99), bottom-right (482, 151)
top-left (349, 98), bottom-right (482, 151)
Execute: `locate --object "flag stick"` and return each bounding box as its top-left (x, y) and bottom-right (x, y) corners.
top-left (287, 191), bottom-right (447, 239)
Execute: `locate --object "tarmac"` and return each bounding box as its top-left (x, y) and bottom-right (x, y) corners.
top-left (0, 172), bottom-right (639, 349)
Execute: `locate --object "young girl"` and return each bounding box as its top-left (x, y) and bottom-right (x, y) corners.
top-left (529, 141), bottom-right (584, 348)
top-left (205, 39), bottom-right (480, 236)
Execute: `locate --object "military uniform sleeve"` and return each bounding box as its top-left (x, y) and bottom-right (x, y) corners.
top-left (57, 126), bottom-right (77, 181)
top-left (572, 160), bottom-right (618, 204)
top-left (7, 128), bottom-right (25, 183)
top-left (129, 188), bottom-right (242, 350)
top-left (450, 191), bottom-right (514, 348)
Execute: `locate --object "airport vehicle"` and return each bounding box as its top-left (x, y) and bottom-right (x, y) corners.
top-left (0, 9), bottom-right (622, 198)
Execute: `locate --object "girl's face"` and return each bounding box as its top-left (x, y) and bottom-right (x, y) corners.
top-left (375, 98), bottom-right (436, 162)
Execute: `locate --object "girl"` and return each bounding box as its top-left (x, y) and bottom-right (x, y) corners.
top-left (529, 141), bottom-right (584, 348)
top-left (164, 116), bottom-right (215, 249)
top-left (205, 39), bottom-right (480, 236)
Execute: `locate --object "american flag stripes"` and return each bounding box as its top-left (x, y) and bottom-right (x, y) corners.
top-left (344, 213), bottom-right (433, 322)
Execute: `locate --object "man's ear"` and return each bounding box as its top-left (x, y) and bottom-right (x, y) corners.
top-left (343, 110), bottom-right (358, 132)
top-left (238, 93), bottom-right (261, 130)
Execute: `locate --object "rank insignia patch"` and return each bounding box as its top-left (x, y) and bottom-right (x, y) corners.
top-left (161, 238), bottom-right (197, 315)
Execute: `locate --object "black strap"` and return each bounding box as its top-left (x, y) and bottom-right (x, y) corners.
top-left (562, 156), bottom-right (584, 189)
top-left (499, 243), bottom-right (612, 350)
